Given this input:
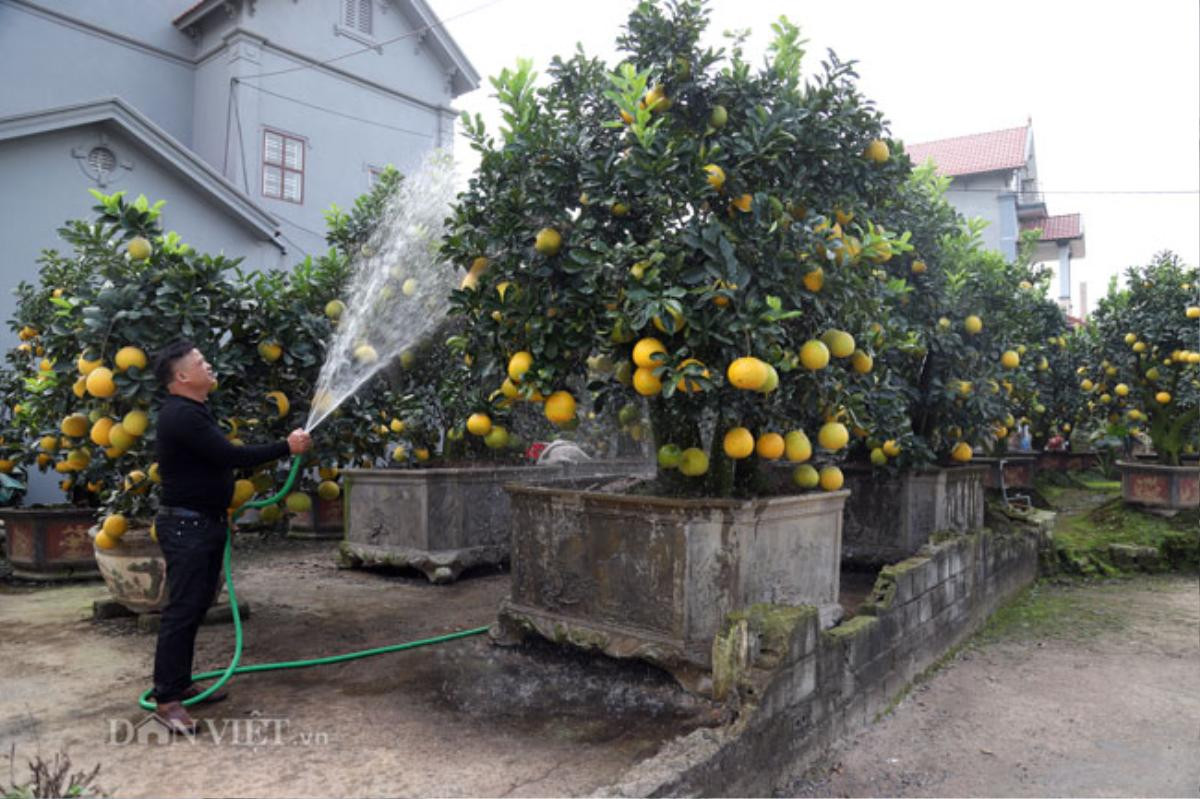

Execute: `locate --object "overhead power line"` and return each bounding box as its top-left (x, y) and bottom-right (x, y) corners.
top-left (234, 80), bottom-right (435, 139)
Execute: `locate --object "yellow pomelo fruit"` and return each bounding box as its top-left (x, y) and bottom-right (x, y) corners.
top-left (817, 422), bottom-right (849, 451)
top-left (675, 358), bottom-right (709, 393)
top-left (755, 432), bottom-right (785, 460)
top-left (508, 350), bottom-right (534, 381)
top-left (354, 344), bottom-right (378, 364)
top-left (102, 514), bottom-right (128, 538)
top-left (317, 480), bottom-right (341, 501)
top-left (466, 413), bottom-right (492, 436)
top-left (122, 409), bottom-right (149, 437)
top-left (703, 164), bottom-right (725, 191)
top-left (127, 236), bottom-right (152, 260)
top-left (951, 441), bottom-right (973, 462)
top-left (230, 479), bottom-right (255, 508)
top-left (1156, 391), bottom-right (1171, 405)
top-left (882, 439), bottom-right (901, 458)
top-left (821, 330), bottom-right (855, 359)
top-left (726, 356), bottom-right (768, 390)
top-left (1001, 350), bottom-right (1020, 369)
top-left (86, 367), bottom-right (117, 398)
top-left (257, 341), bottom-right (283, 363)
top-left (534, 227), bottom-right (562, 256)
top-left (544, 391), bottom-right (577, 425)
top-left (114, 346), bottom-right (148, 372)
top-left (802, 267), bottom-right (824, 293)
top-left (77, 352), bottom-right (102, 375)
top-left (800, 340), bottom-right (831, 371)
top-left (756, 364), bottom-right (779, 393)
top-left (94, 531), bottom-right (118, 550)
top-left (60, 413), bottom-right (88, 438)
top-left (723, 427), bottom-right (755, 459)
top-left (633, 366), bottom-right (662, 397)
top-left (39, 434), bottom-right (59, 452)
top-left (864, 139), bottom-right (890, 163)
top-left (963, 315), bottom-right (983, 335)
top-left (484, 425), bottom-right (509, 449)
top-left (849, 349), bottom-right (875, 374)
top-left (784, 430), bottom-right (812, 463)
top-left (632, 338), bottom-right (666, 368)
top-left (792, 464), bottom-right (820, 489)
top-left (90, 417), bottom-right (115, 447)
top-left (285, 492), bottom-right (313, 513)
top-left (324, 299), bottom-right (346, 319)
top-left (265, 390), bottom-right (289, 418)
top-left (392, 445), bottom-right (408, 461)
top-left (818, 465), bottom-right (845, 491)
top-left (108, 424), bottom-right (136, 452)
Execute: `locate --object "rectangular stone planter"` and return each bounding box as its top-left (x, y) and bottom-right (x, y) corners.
top-left (339, 459), bottom-right (649, 583)
top-left (287, 493), bottom-right (343, 540)
top-left (840, 465), bottom-right (986, 563)
top-left (496, 481), bottom-right (849, 689)
top-left (1036, 450), bottom-right (1100, 472)
top-left (974, 455), bottom-right (1037, 490)
top-left (1117, 460), bottom-right (1200, 510)
top-left (0, 506), bottom-right (99, 580)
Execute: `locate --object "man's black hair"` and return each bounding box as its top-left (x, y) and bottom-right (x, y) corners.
top-left (154, 339), bottom-right (196, 387)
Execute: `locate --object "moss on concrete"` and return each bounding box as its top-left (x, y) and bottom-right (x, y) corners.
top-left (823, 614), bottom-right (878, 640)
top-left (1050, 498), bottom-right (1199, 576)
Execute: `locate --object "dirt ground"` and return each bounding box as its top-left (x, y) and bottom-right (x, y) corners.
top-left (786, 574), bottom-right (1200, 798)
top-left (0, 537), bottom-right (715, 798)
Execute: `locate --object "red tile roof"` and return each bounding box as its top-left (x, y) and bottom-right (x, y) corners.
top-left (1020, 213), bottom-right (1083, 240)
top-left (905, 125), bottom-right (1029, 177)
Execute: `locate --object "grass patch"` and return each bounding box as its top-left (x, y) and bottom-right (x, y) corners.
top-left (971, 580), bottom-right (1130, 645)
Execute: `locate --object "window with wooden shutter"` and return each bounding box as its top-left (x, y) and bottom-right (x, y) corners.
top-left (342, 0), bottom-right (372, 35)
top-left (262, 129), bottom-right (305, 204)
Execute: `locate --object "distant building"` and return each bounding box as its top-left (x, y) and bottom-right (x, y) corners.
top-left (906, 122), bottom-right (1085, 314)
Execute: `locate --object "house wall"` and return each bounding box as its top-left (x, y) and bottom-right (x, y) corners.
top-left (943, 171), bottom-right (1017, 260)
top-left (191, 0), bottom-right (458, 256)
top-left (0, 1), bottom-right (198, 144)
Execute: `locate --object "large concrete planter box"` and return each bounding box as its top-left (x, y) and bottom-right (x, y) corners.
top-left (841, 465), bottom-right (986, 563)
top-left (0, 506), bottom-right (98, 581)
top-left (975, 455), bottom-right (1037, 490)
top-left (339, 460), bottom-right (648, 583)
top-left (1117, 460), bottom-right (1200, 510)
top-left (92, 525), bottom-right (223, 613)
top-left (496, 481), bottom-right (849, 692)
top-left (287, 493), bottom-right (343, 540)
top-left (1036, 450), bottom-right (1100, 472)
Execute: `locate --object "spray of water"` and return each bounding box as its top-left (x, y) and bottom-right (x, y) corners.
top-left (305, 149), bottom-right (459, 432)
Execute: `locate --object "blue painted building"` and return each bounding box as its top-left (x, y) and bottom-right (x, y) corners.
top-left (0, 0), bottom-right (479, 330)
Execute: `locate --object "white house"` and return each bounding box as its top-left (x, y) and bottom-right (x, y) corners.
top-left (906, 122), bottom-right (1086, 315)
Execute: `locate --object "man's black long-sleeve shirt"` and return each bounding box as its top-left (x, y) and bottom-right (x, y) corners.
top-left (156, 394), bottom-right (289, 518)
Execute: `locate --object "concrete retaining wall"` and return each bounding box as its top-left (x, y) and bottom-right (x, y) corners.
top-left (603, 524), bottom-right (1043, 797)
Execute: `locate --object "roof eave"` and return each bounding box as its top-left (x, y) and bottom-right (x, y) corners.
top-left (0, 97), bottom-right (283, 250)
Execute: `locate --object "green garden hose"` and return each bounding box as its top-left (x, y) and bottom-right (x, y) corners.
top-left (138, 455), bottom-right (489, 711)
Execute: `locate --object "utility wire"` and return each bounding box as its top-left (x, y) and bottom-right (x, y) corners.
top-left (237, 0), bottom-right (506, 82)
top-left (233, 80), bottom-right (435, 139)
top-left (944, 188), bottom-right (1198, 196)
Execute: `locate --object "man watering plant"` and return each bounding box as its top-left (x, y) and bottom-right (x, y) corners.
top-left (149, 340), bottom-right (311, 734)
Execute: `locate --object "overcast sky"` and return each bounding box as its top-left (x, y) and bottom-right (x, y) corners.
top-left (430, 0), bottom-right (1200, 313)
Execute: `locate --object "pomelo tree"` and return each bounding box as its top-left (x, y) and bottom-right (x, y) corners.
top-left (1077, 251), bottom-right (1200, 465)
top-left (0, 186), bottom-right (397, 530)
top-left (442, 1), bottom-right (919, 496)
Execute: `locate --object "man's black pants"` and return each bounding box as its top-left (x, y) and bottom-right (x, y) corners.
top-left (152, 512), bottom-right (227, 703)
